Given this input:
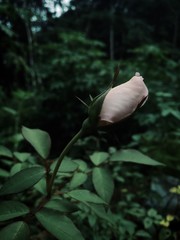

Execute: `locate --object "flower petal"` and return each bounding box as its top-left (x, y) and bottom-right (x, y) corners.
top-left (99, 73), bottom-right (148, 126)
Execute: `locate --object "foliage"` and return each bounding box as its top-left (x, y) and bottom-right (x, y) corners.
top-left (0, 127), bottom-right (168, 240)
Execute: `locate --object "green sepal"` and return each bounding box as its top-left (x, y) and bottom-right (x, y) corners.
top-left (81, 67), bottom-right (120, 132)
top-left (82, 88), bottom-right (111, 133)
top-left (88, 88), bottom-right (110, 122)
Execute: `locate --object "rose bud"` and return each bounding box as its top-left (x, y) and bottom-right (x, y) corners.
top-left (99, 72), bottom-right (148, 126)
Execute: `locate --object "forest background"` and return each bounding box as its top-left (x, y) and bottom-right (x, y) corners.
top-left (0, 0), bottom-right (180, 239)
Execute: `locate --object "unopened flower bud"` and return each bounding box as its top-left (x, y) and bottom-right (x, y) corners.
top-left (99, 73), bottom-right (148, 126)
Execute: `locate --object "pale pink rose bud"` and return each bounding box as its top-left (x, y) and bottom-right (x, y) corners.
top-left (99, 72), bottom-right (148, 126)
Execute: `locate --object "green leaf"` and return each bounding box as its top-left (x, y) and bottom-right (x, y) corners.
top-left (0, 24), bottom-right (14, 37)
top-left (45, 198), bottom-right (78, 213)
top-left (0, 201), bottom-right (29, 221)
top-left (36, 208), bottom-right (84, 240)
top-left (124, 220), bottom-right (136, 235)
top-left (0, 166), bottom-right (45, 196)
top-left (143, 217), bottom-right (153, 229)
top-left (67, 189), bottom-right (106, 204)
top-left (0, 168), bottom-right (9, 177)
top-left (51, 157), bottom-right (78, 173)
top-left (10, 164), bottom-right (23, 176)
top-left (110, 149), bottom-right (164, 166)
top-left (13, 152), bottom-right (31, 162)
top-left (89, 152), bottom-right (109, 166)
top-left (135, 230), bottom-right (151, 238)
top-left (1, 159), bottom-right (12, 166)
top-left (88, 214), bottom-right (96, 227)
top-left (85, 202), bottom-right (113, 223)
top-left (10, 163), bottom-right (29, 176)
top-left (127, 208), bottom-right (146, 218)
top-left (22, 126), bottom-right (51, 159)
top-left (171, 109), bottom-right (180, 120)
top-left (3, 107), bottom-right (17, 115)
top-left (162, 108), bottom-right (180, 120)
top-left (147, 208), bottom-right (157, 217)
top-left (0, 146), bottom-right (13, 158)
top-left (34, 177), bottom-right (46, 195)
top-left (0, 221), bottom-right (30, 240)
top-left (92, 167), bottom-right (114, 203)
top-left (69, 172), bottom-right (87, 189)
top-left (74, 160), bottom-right (88, 171)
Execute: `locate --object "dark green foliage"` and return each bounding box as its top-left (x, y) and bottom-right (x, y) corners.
top-left (0, 221), bottom-right (30, 240)
top-left (0, 166), bottom-right (45, 195)
top-left (0, 128), bottom-right (167, 240)
top-left (22, 126), bottom-right (51, 159)
top-left (36, 208), bottom-right (85, 240)
top-left (0, 201), bottom-right (29, 221)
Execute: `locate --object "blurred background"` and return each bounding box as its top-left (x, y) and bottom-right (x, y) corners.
top-left (0, 0), bottom-right (179, 161)
top-left (0, 0), bottom-right (180, 239)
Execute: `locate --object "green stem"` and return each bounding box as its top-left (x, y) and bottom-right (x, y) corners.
top-left (47, 128), bottom-right (84, 197)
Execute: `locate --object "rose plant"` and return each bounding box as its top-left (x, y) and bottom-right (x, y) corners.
top-left (0, 71), bottom-right (164, 240)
